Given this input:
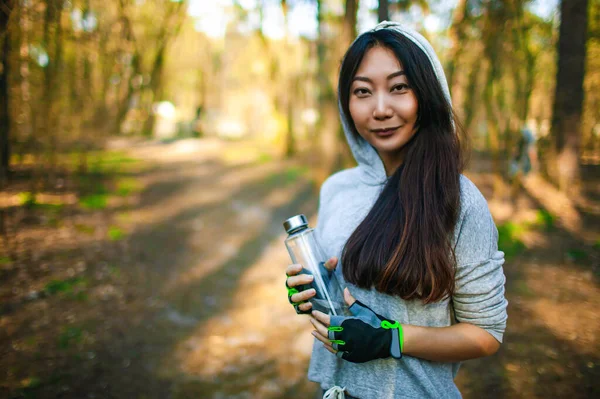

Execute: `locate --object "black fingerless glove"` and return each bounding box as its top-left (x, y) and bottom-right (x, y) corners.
top-left (327, 300), bottom-right (403, 363)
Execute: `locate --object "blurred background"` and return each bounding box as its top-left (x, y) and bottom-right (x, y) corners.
top-left (0, 0), bottom-right (598, 398)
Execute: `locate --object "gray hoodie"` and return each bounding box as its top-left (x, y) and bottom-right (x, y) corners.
top-left (307, 22), bottom-right (508, 398)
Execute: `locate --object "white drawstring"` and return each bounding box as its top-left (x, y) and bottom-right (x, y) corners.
top-left (323, 386), bottom-right (346, 399)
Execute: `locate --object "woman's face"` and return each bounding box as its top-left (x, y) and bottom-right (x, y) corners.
top-left (349, 45), bottom-right (419, 168)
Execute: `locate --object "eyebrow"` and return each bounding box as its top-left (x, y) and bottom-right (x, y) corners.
top-left (353, 70), bottom-right (406, 83)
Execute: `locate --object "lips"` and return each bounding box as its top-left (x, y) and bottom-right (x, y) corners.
top-left (371, 126), bottom-right (401, 137)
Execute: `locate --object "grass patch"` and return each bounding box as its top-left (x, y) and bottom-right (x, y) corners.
top-left (58, 326), bottom-right (83, 349)
top-left (108, 226), bottom-right (125, 241)
top-left (17, 192), bottom-right (37, 207)
top-left (497, 222), bottom-right (527, 260)
top-left (88, 151), bottom-right (141, 174)
top-left (115, 212), bottom-right (132, 223)
top-left (257, 153), bottom-right (273, 164)
top-left (35, 203), bottom-right (64, 213)
top-left (79, 194), bottom-right (108, 210)
top-left (512, 280), bottom-right (535, 298)
top-left (115, 177), bottom-right (143, 196)
top-left (109, 265), bottom-right (121, 278)
top-left (44, 277), bottom-right (88, 296)
top-left (266, 166), bottom-right (310, 185)
top-left (76, 174), bottom-right (108, 195)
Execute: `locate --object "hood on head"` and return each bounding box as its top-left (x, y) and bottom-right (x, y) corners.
top-left (338, 21), bottom-right (453, 186)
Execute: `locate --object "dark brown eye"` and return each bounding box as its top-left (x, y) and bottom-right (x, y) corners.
top-left (392, 84), bottom-right (409, 92)
top-left (353, 88), bottom-right (370, 96)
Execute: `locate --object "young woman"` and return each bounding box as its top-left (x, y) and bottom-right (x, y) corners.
top-left (285, 22), bottom-right (508, 399)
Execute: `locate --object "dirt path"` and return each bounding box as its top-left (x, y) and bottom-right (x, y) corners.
top-left (2, 138), bottom-right (598, 398)
top-left (90, 138), bottom-right (323, 398)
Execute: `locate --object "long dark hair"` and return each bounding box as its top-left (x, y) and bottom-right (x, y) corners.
top-left (339, 29), bottom-right (465, 303)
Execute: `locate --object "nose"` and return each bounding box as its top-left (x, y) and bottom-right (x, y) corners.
top-left (373, 93), bottom-right (393, 120)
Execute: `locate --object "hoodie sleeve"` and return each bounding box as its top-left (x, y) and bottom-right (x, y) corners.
top-left (313, 176), bottom-right (334, 245)
top-left (452, 184), bottom-right (508, 343)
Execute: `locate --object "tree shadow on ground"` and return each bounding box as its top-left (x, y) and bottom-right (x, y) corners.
top-left (457, 171), bottom-right (599, 398)
top-left (2, 155), bottom-right (320, 398)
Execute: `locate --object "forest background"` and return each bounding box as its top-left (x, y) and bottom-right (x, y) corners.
top-left (0, 0), bottom-right (599, 398)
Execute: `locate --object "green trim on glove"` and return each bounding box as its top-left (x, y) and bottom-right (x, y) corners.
top-left (381, 320), bottom-right (404, 358)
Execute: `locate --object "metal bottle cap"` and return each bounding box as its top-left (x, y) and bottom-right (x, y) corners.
top-left (283, 214), bottom-right (308, 234)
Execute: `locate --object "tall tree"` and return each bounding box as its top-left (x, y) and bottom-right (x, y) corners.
top-left (0, 0), bottom-right (13, 187)
top-left (551, 0), bottom-right (588, 191)
top-left (378, 0), bottom-right (389, 22)
top-left (446, 0), bottom-right (469, 93)
top-left (140, 0), bottom-right (187, 136)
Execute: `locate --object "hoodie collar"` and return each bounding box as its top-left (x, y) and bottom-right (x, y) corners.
top-left (339, 21), bottom-right (453, 187)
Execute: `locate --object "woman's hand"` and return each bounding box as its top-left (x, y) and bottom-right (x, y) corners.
top-left (286, 257), bottom-right (338, 314)
top-left (310, 288), bottom-right (404, 363)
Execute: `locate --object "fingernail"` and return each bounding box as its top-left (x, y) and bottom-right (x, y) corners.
top-left (309, 275), bottom-right (314, 281)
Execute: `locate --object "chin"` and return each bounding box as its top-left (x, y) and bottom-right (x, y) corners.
top-left (372, 139), bottom-right (408, 154)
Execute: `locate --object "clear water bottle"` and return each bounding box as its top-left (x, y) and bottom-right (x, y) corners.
top-left (283, 214), bottom-right (347, 316)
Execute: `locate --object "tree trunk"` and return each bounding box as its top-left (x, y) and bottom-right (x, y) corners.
top-left (315, 0), bottom-right (341, 184)
top-left (378, 0), bottom-right (389, 22)
top-left (140, 3), bottom-right (185, 137)
top-left (550, 0), bottom-right (588, 192)
top-left (141, 44), bottom-right (166, 136)
top-left (446, 0), bottom-right (468, 94)
top-left (43, 0), bottom-right (63, 177)
top-left (344, 0), bottom-right (358, 41)
top-left (0, 0), bottom-right (13, 187)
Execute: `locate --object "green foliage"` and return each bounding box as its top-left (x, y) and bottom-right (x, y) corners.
top-left (566, 249), bottom-right (588, 261)
top-left (23, 377), bottom-right (41, 389)
top-left (79, 194), bottom-right (108, 210)
top-left (58, 326), bottom-right (83, 349)
top-left (108, 226), bottom-right (125, 241)
top-left (535, 209), bottom-right (556, 231)
top-left (497, 222), bottom-right (527, 260)
top-left (0, 256), bottom-right (12, 265)
top-left (17, 376), bottom-right (42, 398)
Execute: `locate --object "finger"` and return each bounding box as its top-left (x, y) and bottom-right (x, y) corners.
top-left (323, 257), bottom-right (338, 272)
top-left (343, 287), bottom-right (357, 307)
top-left (290, 288), bottom-right (316, 303)
top-left (297, 302), bottom-right (313, 312)
top-left (286, 273), bottom-right (314, 288)
top-left (312, 330), bottom-right (337, 355)
top-left (285, 264), bottom-right (303, 276)
top-left (324, 345), bottom-right (337, 355)
top-left (311, 330), bottom-right (334, 349)
top-left (309, 316), bottom-right (329, 337)
top-left (311, 310), bottom-right (331, 327)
